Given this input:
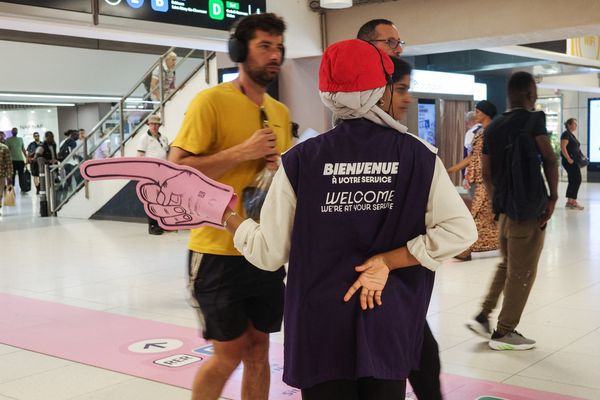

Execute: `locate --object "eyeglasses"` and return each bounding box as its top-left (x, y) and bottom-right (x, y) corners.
top-left (370, 39), bottom-right (406, 49)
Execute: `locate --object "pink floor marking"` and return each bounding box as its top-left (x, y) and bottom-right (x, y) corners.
top-left (0, 293), bottom-right (584, 400)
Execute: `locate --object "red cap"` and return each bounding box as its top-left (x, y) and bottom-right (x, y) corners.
top-left (319, 39), bottom-right (394, 92)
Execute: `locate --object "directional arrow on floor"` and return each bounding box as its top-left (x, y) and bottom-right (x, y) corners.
top-left (128, 338), bottom-right (183, 354)
top-left (144, 342), bottom-right (168, 349)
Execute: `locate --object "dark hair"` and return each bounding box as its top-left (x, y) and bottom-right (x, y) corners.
top-left (291, 122), bottom-right (299, 138)
top-left (390, 57), bottom-right (412, 83)
top-left (232, 13), bottom-right (286, 45)
top-left (507, 71), bottom-right (536, 104)
top-left (357, 19), bottom-right (394, 41)
top-left (564, 118), bottom-right (577, 130)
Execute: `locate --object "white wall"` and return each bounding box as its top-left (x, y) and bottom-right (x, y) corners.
top-left (279, 56), bottom-right (329, 135)
top-left (0, 40), bottom-right (160, 95)
top-left (325, 0), bottom-right (600, 54)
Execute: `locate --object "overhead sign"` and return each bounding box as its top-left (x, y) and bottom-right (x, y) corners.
top-left (99, 0), bottom-right (267, 31)
top-left (0, 0), bottom-right (91, 12)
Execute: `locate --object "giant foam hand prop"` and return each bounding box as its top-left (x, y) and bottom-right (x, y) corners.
top-left (80, 158), bottom-right (237, 230)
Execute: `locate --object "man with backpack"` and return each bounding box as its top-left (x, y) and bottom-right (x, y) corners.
top-left (466, 71), bottom-right (558, 350)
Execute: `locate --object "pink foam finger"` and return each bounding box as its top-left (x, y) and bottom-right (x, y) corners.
top-left (83, 158), bottom-right (237, 230)
top-left (81, 158), bottom-right (180, 183)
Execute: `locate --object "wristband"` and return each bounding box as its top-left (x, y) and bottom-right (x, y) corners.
top-left (223, 211), bottom-right (238, 228)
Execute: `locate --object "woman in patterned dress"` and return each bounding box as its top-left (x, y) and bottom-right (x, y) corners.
top-left (448, 100), bottom-right (499, 261)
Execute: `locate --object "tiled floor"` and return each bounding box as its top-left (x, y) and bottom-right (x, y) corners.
top-left (1, 181), bottom-right (599, 399)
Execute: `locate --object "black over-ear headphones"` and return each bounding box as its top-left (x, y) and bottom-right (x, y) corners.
top-left (228, 34), bottom-right (247, 63)
top-left (228, 33), bottom-right (286, 63)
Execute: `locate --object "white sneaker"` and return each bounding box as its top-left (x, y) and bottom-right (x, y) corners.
top-left (488, 330), bottom-right (536, 351)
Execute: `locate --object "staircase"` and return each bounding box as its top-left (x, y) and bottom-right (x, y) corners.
top-left (49, 48), bottom-right (217, 220)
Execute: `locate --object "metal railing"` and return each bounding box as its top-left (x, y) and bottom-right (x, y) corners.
top-left (46, 48), bottom-right (216, 215)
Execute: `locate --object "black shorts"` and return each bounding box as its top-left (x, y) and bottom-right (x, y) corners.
top-left (188, 251), bottom-right (285, 341)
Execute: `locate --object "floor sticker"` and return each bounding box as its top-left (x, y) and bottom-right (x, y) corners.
top-left (0, 294), bottom-right (584, 400)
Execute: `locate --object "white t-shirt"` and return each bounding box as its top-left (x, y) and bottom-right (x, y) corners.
top-left (137, 131), bottom-right (169, 160)
top-left (464, 123), bottom-right (482, 153)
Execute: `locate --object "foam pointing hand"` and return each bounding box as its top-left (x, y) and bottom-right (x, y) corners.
top-left (80, 157), bottom-right (237, 230)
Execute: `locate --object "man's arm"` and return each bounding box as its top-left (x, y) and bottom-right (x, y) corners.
top-left (169, 127), bottom-right (277, 180)
top-left (536, 134), bottom-right (559, 226)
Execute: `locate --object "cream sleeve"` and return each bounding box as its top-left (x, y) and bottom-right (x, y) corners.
top-left (406, 156), bottom-right (478, 271)
top-left (233, 166), bottom-right (297, 271)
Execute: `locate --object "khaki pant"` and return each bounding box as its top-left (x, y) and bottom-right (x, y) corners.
top-left (481, 214), bottom-right (545, 335)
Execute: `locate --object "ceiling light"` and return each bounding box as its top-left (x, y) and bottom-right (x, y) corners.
top-left (0, 102), bottom-right (75, 107)
top-left (320, 0), bottom-right (352, 9)
top-left (0, 93), bottom-right (143, 102)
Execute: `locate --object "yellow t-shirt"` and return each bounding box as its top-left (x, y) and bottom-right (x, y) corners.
top-left (172, 82), bottom-right (292, 255)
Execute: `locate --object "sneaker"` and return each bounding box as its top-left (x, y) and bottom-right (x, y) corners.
top-left (488, 330), bottom-right (536, 351)
top-left (466, 314), bottom-right (491, 338)
top-left (566, 202), bottom-right (584, 210)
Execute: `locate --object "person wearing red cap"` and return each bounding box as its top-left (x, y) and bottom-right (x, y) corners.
top-left (221, 39), bottom-right (477, 399)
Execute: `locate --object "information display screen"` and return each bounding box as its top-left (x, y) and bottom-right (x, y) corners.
top-left (417, 99), bottom-right (436, 146)
top-left (588, 98), bottom-right (600, 163)
top-left (0, 0), bottom-right (91, 13)
top-left (99, 0), bottom-right (266, 31)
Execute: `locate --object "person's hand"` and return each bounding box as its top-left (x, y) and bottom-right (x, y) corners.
top-left (343, 255), bottom-right (390, 310)
top-left (539, 195), bottom-right (558, 228)
top-left (80, 158), bottom-right (237, 230)
top-left (462, 179), bottom-right (470, 190)
top-left (239, 128), bottom-right (277, 161)
top-left (568, 159), bottom-right (574, 165)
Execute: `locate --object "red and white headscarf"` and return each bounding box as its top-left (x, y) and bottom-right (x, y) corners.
top-left (319, 39), bottom-right (408, 133)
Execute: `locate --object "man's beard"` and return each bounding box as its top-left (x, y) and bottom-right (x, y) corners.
top-left (243, 62), bottom-right (278, 88)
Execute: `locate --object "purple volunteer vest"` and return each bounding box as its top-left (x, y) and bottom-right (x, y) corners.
top-left (280, 118), bottom-right (437, 389)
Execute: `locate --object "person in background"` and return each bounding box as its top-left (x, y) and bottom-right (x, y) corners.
top-left (220, 39), bottom-right (476, 399)
top-left (168, 13), bottom-right (292, 400)
top-left (59, 130), bottom-right (79, 191)
top-left (137, 115), bottom-right (170, 235)
top-left (0, 138), bottom-right (13, 215)
top-left (358, 18), bottom-right (444, 400)
top-left (0, 131), bottom-right (5, 144)
top-left (560, 118), bottom-right (584, 210)
top-left (38, 131), bottom-right (58, 164)
top-left (6, 127), bottom-right (28, 193)
top-left (150, 51), bottom-right (177, 103)
top-left (448, 100), bottom-right (499, 262)
top-left (467, 71), bottom-right (558, 351)
top-left (463, 111), bottom-right (482, 156)
top-left (357, 18), bottom-right (404, 58)
top-left (94, 129), bottom-right (111, 160)
top-left (27, 132), bottom-right (43, 194)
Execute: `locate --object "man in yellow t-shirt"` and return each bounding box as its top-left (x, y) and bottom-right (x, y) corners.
top-left (169, 13), bottom-right (291, 400)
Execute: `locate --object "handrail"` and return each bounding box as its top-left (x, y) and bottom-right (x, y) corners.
top-left (50, 49), bottom-right (216, 213)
